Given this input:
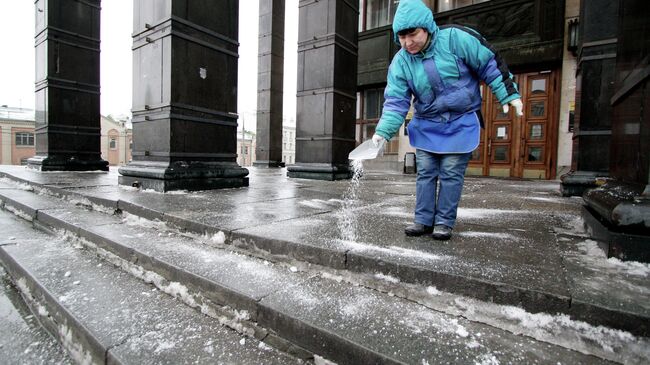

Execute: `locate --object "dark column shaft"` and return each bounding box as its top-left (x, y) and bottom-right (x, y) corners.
top-left (254, 0), bottom-right (285, 168)
top-left (119, 0), bottom-right (248, 192)
top-left (561, 0), bottom-right (618, 196)
top-left (29, 0), bottom-right (107, 171)
top-left (287, 0), bottom-right (359, 180)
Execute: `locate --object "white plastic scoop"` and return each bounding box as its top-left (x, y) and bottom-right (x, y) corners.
top-left (348, 139), bottom-right (385, 160)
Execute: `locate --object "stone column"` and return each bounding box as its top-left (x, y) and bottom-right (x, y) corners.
top-left (254, 0), bottom-right (285, 168)
top-left (287, 0), bottom-right (358, 180)
top-left (29, 0), bottom-right (108, 171)
top-left (119, 0), bottom-right (248, 192)
top-left (560, 0), bottom-right (618, 196)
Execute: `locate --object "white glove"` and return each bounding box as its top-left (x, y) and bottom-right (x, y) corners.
top-left (371, 133), bottom-right (384, 148)
top-left (502, 98), bottom-right (524, 117)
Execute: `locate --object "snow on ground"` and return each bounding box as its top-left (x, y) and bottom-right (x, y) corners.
top-left (570, 238), bottom-right (650, 275)
top-left (448, 293), bottom-right (650, 364)
top-left (456, 208), bottom-right (528, 220)
top-left (457, 231), bottom-right (520, 241)
top-left (121, 212), bottom-right (168, 231)
top-left (338, 239), bottom-right (448, 263)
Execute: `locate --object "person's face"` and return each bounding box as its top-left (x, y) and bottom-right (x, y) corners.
top-left (398, 28), bottom-right (428, 54)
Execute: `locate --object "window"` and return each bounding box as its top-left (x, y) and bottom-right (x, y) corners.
top-left (436, 0), bottom-right (490, 12)
top-left (363, 88), bottom-right (385, 120)
top-left (529, 101), bottom-right (546, 118)
top-left (530, 79), bottom-right (547, 95)
top-left (362, 1), bottom-right (437, 31)
top-left (527, 146), bottom-right (544, 162)
top-left (529, 124), bottom-right (544, 140)
top-left (492, 146), bottom-right (509, 163)
top-left (109, 138), bottom-right (117, 150)
top-left (365, 0), bottom-right (400, 30)
top-left (15, 132), bottom-right (34, 146)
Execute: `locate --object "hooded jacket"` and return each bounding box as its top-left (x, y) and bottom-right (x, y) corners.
top-left (375, 0), bottom-right (520, 153)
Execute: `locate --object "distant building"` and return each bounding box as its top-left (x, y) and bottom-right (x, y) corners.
top-left (237, 130), bottom-right (256, 167)
top-left (100, 115), bottom-right (133, 166)
top-left (282, 123), bottom-right (295, 165)
top-left (1, 106), bottom-right (132, 166)
top-left (0, 106), bottom-right (36, 165)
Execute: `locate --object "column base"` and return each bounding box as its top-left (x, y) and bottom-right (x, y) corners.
top-left (581, 181), bottom-right (650, 263)
top-left (118, 161), bottom-right (249, 192)
top-left (560, 170), bottom-right (607, 197)
top-left (253, 160), bottom-right (285, 168)
top-left (287, 163), bottom-right (351, 181)
top-left (27, 155), bottom-right (109, 172)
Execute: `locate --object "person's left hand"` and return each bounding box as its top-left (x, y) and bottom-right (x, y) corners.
top-left (502, 98), bottom-right (524, 117)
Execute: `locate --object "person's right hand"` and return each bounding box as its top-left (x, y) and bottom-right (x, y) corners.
top-left (371, 134), bottom-right (385, 148)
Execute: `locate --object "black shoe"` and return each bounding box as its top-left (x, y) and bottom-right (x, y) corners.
top-left (432, 225), bottom-right (452, 240)
top-left (405, 223), bottom-right (433, 236)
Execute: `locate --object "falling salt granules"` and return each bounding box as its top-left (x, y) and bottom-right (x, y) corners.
top-left (338, 159), bottom-right (364, 242)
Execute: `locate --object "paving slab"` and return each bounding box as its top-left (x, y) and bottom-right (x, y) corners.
top-left (0, 188), bottom-right (65, 220)
top-left (78, 220), bottom-right (313, 319)
top-left (259, 275), bottom-right (610, 365)
top-left (0, 165), bottom-right (117, 188)
top-left (0, 266), bottom-right (73, 365)
top-left (0, 212), bottom-right (48, 243)
top-left (558, 234), bottom-right (650, 335)
top-left (0, 211), bottom-right (301, 365)
top-left (238, 196), bottom-right (571, 312)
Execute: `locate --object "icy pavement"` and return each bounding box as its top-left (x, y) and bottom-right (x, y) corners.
top-left (0, 164), bottom-right (649, 362)
top-left (0, 267), bottom-right (73, 364)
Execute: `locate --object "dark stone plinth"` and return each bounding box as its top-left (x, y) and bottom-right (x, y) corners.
top-left (286, 164), bottom-right (351, 181)
top-left (118, 162), bottom-right (248, 192)
top-left (27, 155), bottom-right (108, 172)
top-left (560, 171), bottom-right (606, 197)
top-left (582, 181), bottom-right (650, 262)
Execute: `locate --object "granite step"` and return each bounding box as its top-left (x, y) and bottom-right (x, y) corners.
top-left (1, 170), bottom-right (649, 337)
top-left (1, 182), bottom-right (642, 364)
top-left (0, 266), bottom-right (73, 365)
top-left (0, 210), bottom-right (305, 365)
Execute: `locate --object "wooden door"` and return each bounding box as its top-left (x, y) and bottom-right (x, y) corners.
top-left (467, 70), bottom-right (559, 179)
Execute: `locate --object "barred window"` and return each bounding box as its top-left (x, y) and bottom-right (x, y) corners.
top-left (437, 0), bottom-right (490, 12)
top-left (15, 132), bottom-right (34, 146)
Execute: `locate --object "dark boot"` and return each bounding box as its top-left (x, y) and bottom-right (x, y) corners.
top-left (432, 225), bottom-right (452, 240)
top-left (405, 223), bottom-right (433, 236)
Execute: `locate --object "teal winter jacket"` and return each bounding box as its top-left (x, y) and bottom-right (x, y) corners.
top-left (375, 0), bottom-right (520, 153)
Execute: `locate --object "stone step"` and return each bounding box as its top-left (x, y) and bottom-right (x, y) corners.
top-left (0, 184), bottom-right (636, 364)
top-left (0, 210), bottom-right (304, 365)
top-left (1, 171), bottom-right (649, 337)
top-left (0, 266), bottom-right (73, 365)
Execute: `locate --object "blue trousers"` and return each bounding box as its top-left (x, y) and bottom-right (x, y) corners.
top-left (414, 150), bottom-right (471, 228)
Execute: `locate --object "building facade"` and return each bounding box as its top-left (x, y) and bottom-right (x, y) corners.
top-left (100, 115), bottom-right (133, 166)
top-left (1, 107), bottom-right (131, 167)
top-left (0, 107), bottom-right (36, 165)
top-left (356, 0), bottom-right (576, 179)
top-left (237, 130), bottom-right (256, 167)
top-left (282, 124), bottom-right (296, 165)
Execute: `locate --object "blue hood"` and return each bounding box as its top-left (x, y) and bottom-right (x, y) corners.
top-left (392, 0), bottom-right (438, 44)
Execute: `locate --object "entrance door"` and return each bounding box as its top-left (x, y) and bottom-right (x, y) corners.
top-left (467, 70), bottom-right (559, 179)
